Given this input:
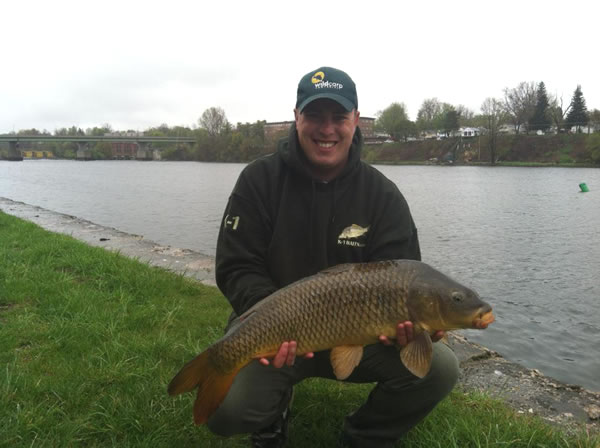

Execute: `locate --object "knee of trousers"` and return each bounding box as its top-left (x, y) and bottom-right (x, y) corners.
top-left (206, 399), bottom-right (250, 437)
top-left (421, 343), bottom-right (460, 398)
top-left (207, 397), bottom-right (289, 437)
top-left (206, 387), bottom-right (281, 437)
top-left (385, 342), bottom-right (459, 399)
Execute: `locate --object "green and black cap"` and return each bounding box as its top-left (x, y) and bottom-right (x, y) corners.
top-left (296, 66), bottom-right (358, 112)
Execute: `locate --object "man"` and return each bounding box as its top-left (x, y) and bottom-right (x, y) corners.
top-left (210, 67), bottom-right (459, 448)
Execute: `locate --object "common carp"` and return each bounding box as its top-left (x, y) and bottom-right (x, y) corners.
top-left (168, 259), bottom-right (494, 424)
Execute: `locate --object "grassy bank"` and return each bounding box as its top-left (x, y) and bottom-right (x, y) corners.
top-left (363, 133), bottom-right (600, 166)
top-left (0, 211), bottom-right (597, 447)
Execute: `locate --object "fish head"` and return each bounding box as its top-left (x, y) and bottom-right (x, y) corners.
top-left (406, 262), bottom-right (495, 331)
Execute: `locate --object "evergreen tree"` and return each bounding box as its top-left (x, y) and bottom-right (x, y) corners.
top-left (529, 81), bottom-right (551, 132)
top-left (565, 85), bottom-right (588, 132)
top-left (442, 108), bottom-right (460, 136)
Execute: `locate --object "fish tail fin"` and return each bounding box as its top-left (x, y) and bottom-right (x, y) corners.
top-left (193, 367), bottom-right (239, 425)
top-left (168, 350), bottom-right (211, 396)
top-left (168, 350), bottom-right (241, 425)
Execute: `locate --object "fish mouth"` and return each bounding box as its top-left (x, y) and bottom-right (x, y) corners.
top-left (473, 309), bottom-right (495, 329)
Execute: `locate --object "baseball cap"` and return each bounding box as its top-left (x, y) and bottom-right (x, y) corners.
top-left (296, 67), bottom-right (358, 112)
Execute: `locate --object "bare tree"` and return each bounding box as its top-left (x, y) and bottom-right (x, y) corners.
top-left (548, 93), bottom-right (571, 132)
top-left (456, 105), bottom-right (475, 122)
top-left (198, 107), bottom-right (230, 137)
top-left (481, 97), bottom-right (505, 164)
top-left (417, 98), bottom-right (442, 122)
top-left (416, 98), bottom-right (443, 132)
top-left (503, 82), bottom-right (536, 134)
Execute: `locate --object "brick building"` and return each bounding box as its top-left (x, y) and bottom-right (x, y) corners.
top-left (107, 132), bottom-right (143, 159)
top-left (111, 142), bottom-right (139, 159)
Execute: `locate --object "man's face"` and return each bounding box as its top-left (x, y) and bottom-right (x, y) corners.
top-left (294, 99), bottom-right (359, 181)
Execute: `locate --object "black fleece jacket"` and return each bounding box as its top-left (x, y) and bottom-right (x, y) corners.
top-left (215, 124), bottom-right (421, 317)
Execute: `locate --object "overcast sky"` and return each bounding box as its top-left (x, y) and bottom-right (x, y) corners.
top-left (1, 0), bottom-right (598, 134)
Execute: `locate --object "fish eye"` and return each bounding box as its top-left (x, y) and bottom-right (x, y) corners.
top-left (451, 292), bottom-right (464, 303)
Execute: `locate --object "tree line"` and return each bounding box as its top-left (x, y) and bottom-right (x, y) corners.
top-left (0, 111), bottom-right (272, 163)
top-left (2, 83), bottom-right (598, 163)
top-left (374, 83), bottom-right (598, 164)
top-left (375, 83), bottom-right (599, 143)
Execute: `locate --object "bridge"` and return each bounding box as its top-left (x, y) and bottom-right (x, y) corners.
top-left (0, 135), bottom-right (197, 161)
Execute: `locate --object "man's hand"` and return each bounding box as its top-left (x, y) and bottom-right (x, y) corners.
top-left (259, 341), bottom-right (314, 368)
top-left (378, 321), bottom-right (445, 347)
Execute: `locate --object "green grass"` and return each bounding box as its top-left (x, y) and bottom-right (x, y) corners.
top-left (1, 211), bottom-right (597, 447)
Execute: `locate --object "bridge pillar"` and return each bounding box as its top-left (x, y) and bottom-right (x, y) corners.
top-left (152, 149), bottom-right (162, 161)
top-left (7, 141), bottom-right (23, 161)
top-left (76, 142), bottom-right (92, 160)
top-left (136, 142), bottom-right (152, 160)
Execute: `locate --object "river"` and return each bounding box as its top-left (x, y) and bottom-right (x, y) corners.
top-left (1, 159), bottom-right (599, 392)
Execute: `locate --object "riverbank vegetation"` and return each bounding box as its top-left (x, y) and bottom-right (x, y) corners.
top-left (1, 211), bottom-right (598, 447)
top-left (363, 132), bottom-right (600, 166)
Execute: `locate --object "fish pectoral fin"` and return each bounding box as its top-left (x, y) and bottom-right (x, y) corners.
top-left (400, 332), bottom-right (433, 378)
top-left (330, 345), bottom-right (364, 380)
top-left (439, 331), bottom-right (450, 346)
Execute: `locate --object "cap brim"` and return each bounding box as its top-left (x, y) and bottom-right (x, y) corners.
top-left (297, 93), bottom-right (355, 113)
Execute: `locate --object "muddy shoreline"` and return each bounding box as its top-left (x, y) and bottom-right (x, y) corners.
top-left (1, 197), bottom-right (598, 434)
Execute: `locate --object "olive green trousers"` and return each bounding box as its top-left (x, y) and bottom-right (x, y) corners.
top-left (206, 340), bottom-right (459, 447)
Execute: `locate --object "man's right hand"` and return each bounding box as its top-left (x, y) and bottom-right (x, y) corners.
top-left (259, 341), bottom-right (314, 368)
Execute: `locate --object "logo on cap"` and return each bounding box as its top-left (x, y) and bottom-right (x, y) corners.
top-left (311, 71), bottom-right (325, 84)
top-left (310, 70), bottom-right (344, 90)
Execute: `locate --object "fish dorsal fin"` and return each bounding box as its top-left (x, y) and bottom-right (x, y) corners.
top-left (400, 332), bottom-right (433, 378)
top-left (321, 263), bottom-right (353, 275)
top-left (237, 309), bottom-right (256, 322)
top-left (330, 345), bottom-right (364, 380)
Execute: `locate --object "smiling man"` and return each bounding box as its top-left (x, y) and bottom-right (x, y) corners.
top-left (212, 67), bottom-right (458, 447)
top-left (294, 98), bottom-right (358, 180)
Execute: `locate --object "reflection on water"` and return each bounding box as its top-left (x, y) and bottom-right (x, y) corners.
top-left (1, 160), bottom-right (599, 391)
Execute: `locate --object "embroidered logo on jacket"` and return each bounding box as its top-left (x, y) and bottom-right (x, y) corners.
top-left (337, 224), bottom-right (369, 248)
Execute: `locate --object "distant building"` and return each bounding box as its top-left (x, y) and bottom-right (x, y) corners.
top-left (111, 142), bottom-right (139, 159)
top-left (459, 127), bottom-right (480, 137)
top-left (359, 117), bottom-right (375, 138)
top-left (106, 132), bottom-right (143, 159)
top-left (264, 121), bottom-right (293, 141)
top-left (498, 124), bottom-right (523, 135)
